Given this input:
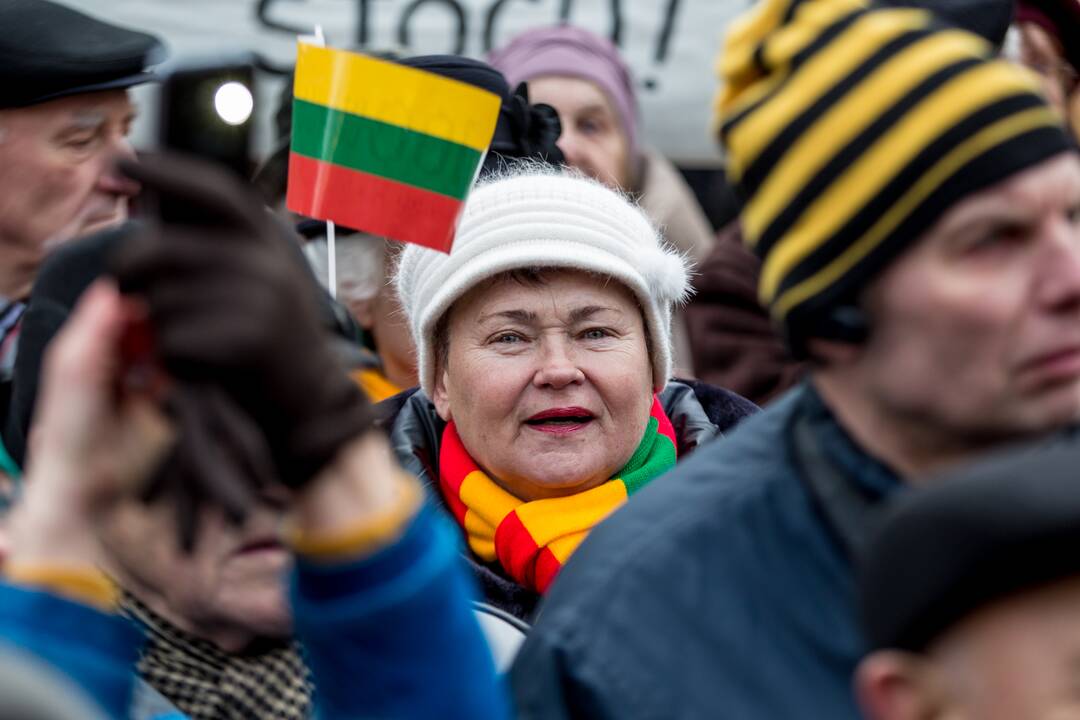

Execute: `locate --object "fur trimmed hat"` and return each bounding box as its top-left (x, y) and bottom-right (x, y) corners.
top-left (395, 168), bottom-right (691, 396)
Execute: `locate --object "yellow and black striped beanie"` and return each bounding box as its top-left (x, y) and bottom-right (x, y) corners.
top-left (715, 0), bottom-right (1073, 351)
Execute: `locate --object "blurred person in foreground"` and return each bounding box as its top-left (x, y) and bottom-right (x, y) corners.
top-left (0, 154), bottom-right (508, 720)
top-left (856, 439), bottom-right (1080, 720)
top-left (0, 0), bottom-right (160, 467)
top-left (488, 26), bottom-right (714, 375)
top-left (386, 167), bottom-right (756, 621)
top-left (509, 0), bottom-right (1080, 716)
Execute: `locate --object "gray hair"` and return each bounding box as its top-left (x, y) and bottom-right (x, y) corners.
top-left (303, 233), bottom-right (387, 303)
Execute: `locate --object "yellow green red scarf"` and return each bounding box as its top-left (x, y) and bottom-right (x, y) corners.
top-left (439, 396), bottom-right (677, 593)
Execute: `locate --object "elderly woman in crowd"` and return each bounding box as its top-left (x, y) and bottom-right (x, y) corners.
top-left (385, 168), bottom-right (756, 621)
top-left (488, 25), bottom-right (716, 376)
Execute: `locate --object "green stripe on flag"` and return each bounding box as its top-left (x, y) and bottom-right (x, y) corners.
top-left (291, 99), bottom-right (483, 201)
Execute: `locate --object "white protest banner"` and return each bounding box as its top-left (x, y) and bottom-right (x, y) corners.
top-left (65, 0), bottom-right (749, 165)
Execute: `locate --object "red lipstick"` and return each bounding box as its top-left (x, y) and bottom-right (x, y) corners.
top-left (525, 407), bottom-right (595, 434)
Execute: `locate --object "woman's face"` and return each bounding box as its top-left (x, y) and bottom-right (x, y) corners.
top-left (527, 75), bottom-right (633, 190)
top-left (433, 270), bottom-right (654, 501)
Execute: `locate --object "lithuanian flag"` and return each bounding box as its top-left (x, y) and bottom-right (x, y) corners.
top-left (286, 42), bottom-right (501, 252)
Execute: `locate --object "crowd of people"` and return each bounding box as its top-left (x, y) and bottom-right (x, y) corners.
top-left (0, 0), bottom-right (1078, 717)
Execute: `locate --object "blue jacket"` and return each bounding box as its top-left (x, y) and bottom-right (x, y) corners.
top-left (0, 503), bottom-right (510, 720)
top-left (510, 383), bottom-right (904, 719)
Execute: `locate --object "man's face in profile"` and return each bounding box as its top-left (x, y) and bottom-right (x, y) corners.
top-left (0, 89), bottom-right (139, 257)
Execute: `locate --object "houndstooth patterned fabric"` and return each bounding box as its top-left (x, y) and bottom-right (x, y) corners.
top-left (122, 593), bottom-right (313, 720)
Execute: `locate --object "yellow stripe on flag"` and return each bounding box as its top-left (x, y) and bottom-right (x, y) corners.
top-left (293, 42), bottom-right (501, 152)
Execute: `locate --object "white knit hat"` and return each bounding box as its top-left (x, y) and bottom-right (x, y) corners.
top-left (395, 168), bottom-right (692, 396)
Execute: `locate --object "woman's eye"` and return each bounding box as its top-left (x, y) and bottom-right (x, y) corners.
top-left (581, 328), bottom-right (611, 340)
top-left (493, 333), bottom-right (523, 344)
top-left (578, 118), bottom-right (603, 136)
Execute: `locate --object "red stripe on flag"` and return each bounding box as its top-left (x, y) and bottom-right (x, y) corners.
top-left (494, 510), bottom-right (543, 588)
top-left (535, 548), bottom-right (562, 593)
top-left (287, 153), bottom-right (464, 252)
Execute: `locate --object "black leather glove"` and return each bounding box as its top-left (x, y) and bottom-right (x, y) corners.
top-left (113, 153), bottom-right (376, 491)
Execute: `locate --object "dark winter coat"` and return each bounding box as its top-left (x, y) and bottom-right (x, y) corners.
top-left (509, 382), bottom-right (906, 719)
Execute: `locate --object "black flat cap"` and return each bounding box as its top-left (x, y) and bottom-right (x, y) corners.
top-left (859, 435), bottom-right (1080, 652)
top-left (0, 0), bottom-right (164, 109)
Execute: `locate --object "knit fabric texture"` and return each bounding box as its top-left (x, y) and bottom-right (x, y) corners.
top-left (438, 396), bottom-right (677, 593)
top-left (715, 0), bottom-right (1072, 348)
top-left (488, 24), bottom-right (640, 157)
top-left (122, 593), bottom-right (312, 720)
top-left (394, 169), bottom-right (691, 396)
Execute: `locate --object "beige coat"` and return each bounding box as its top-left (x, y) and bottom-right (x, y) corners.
top-left (636, 147), bottom-right (717, 377)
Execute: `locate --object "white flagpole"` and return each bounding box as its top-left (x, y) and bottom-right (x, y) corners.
top-left (327, 220), bottom-right (337, 299)
top-left (308, 25), bottom-right (337, 299)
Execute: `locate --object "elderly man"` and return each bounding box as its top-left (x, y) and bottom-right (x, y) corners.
top-left (0, 0), bottom-right (158, 298)
top-left (509, 0), bottom-right (1080, 717)
top-left (0, 0), bottom-right (159, 462)
top-left (856, 439), bottom-right (1080, 720)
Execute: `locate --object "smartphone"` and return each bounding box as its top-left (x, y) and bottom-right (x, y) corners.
top-left (150, 55), bottom-right (258, 224)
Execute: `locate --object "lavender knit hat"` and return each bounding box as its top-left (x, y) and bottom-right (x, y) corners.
top-left (488, 25), bottom-right (639, 158)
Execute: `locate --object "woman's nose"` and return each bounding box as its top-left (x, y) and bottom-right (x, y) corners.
top-left (532, 340), bottom-right (585, 389)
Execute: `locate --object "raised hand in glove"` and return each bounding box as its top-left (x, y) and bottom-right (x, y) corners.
top-left (112, 153), bottom-right (376, 491)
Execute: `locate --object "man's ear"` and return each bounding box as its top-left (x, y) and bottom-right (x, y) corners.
top-left (854, 651), bottom-right (951, 720)
top-left (432, 365), bottom-right (453, 423)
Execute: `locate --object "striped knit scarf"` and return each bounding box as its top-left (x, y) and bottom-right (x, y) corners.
top-left (439, 396), bottom-right (677, 593)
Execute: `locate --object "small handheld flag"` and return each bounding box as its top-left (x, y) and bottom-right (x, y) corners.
top-left (286, 42), bottom-right (501, 253)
